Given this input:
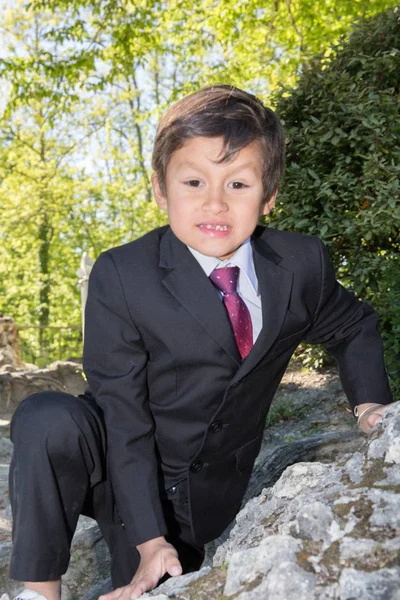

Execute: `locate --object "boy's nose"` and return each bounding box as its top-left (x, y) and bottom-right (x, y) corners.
top-left (203, 192), bottom-right (228, 214)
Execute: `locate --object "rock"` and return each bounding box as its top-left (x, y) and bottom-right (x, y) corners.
top-left (339, 536), bottom-right (400, 562)
top-left (271, 462), bottom-right (343, 500)
top-left (0, 361), bottom-right (86, 412)
top-left (243, 561), bottom-right (316, 600)
top-left (343, 451), bottom-right (365, 483)
top-left (223, 535), bottom-right (302, 596)
top-left (61, 516), bottom-right (111, 600)
top-left (0, 441), bottom-right (12, 462)
top-left (0, 318), bottom-right (22, 371)
top-left (145, 401), bottom-right (400, 599)
top-left (339, 567), bottom-right (400, 599)
top-left (0, 370), bottom-right (399, 600)
top-left (295, 501), bottom-right (334, 542)
top-left (145, 567), bottom-right (211, 598)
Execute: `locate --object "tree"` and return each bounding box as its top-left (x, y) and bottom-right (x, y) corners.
top-left (27, 0), bottom-right (396, 96)
top-left (0, 0), bottom-right (396, 363)
top-left (271, 6), bottom-right (400, 392)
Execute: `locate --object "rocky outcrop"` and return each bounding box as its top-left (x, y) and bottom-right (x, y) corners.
top-left (0, 361), bottom-right (86, 413)
top-left (141, 401), bottom-right (400, 600)
top-left (0, 369), bottom-right (398, 599)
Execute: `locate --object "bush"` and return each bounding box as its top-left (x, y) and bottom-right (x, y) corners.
top-left (270, 7), bottom-right (400, 396)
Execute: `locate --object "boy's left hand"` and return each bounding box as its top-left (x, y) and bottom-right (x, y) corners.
top-left (356, 402), bottom-right (393, 434)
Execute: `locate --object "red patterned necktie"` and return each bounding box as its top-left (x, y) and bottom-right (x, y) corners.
top-left (209, 266), bottom-right (253, 359)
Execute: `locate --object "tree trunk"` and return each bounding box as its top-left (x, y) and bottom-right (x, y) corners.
top-left (38, 213), bottom-right (51, 350)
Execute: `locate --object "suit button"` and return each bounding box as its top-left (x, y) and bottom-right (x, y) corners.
top-left (209, 420), bottom-right (223, 432)
top-left (190, 460), bottom-right (204, 473)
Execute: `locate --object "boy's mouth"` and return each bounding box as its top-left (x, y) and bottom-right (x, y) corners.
top-left (197, 224), bottom-right (230, 231)
top-left (197, 223), bottom-right (232, 238)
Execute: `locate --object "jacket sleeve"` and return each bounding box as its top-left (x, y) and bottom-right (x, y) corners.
top-left (83, 251), bottom-right (167, 546)
top-left (304, 238), bottom-right (393, 410)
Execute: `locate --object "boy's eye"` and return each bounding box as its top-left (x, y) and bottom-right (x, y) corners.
top-left (185, 180), bottom-right (204, 187)
top-left (229, 182), bottom-right (248, 189)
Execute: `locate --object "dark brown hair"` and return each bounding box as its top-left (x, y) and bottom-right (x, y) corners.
top-left (152, 85), bottom-right (285, 202)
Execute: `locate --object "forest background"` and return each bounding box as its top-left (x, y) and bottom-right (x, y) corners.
top-left (0, 0), bottom-right (399, 396)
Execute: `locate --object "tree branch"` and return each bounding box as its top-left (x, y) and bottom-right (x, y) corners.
top-left (285, 0), bottom-right (304, 51)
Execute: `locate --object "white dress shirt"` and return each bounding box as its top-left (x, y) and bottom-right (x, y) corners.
top-left (187, 238), bottom-right (263, 344)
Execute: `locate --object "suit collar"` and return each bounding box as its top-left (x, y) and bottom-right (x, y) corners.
top-left (159, 226), bottom-right (293, 375)
top-left (232, 230), bottom-right (293, 380)
top-left (160, 228), bottom-right (241, 364)
top-left (250, 224), bottom-right (283, 264)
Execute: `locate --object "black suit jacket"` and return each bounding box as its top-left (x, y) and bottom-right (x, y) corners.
top-left (83, 225), bottom-right (392, 546)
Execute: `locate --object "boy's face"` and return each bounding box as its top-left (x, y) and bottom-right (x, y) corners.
top-left (152, 136), bottom-right (276, 260)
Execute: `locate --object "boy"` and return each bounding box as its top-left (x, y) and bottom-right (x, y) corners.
top-left (8, 85), bottom-right (393, 600)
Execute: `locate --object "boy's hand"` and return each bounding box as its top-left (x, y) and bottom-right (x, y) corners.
top-left (356, 402), bottom-right (392, 434)
top-left (99, 536), bottom-right (182, 600)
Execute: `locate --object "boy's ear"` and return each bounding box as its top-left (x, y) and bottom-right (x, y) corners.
top-left (261, 189), bottom-right (278, 216)
top-left (152, 173), bottom-right (168, 210)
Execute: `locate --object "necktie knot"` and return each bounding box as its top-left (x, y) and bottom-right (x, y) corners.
top-left (209, 266), bottom-right (239, 295)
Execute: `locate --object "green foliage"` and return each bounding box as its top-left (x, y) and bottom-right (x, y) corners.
top-left (371, 256), bottom-right (400, 395)
top-left (25, 0), bottom-right (396, 97)
top-left (0, 1), bottom-right (397, 364)
top-left (271, 7), bottom-right (400, 396)
top-left (265, 398), bottom-right (309, 427)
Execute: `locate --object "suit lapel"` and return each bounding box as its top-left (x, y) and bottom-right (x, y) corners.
top-left (232, 230), bottom-right (294, 381)
top-left (160, 228), bottom-right (241, 365)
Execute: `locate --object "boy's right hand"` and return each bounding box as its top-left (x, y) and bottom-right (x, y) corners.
top-left (99, 536), bottom-right (182, 600)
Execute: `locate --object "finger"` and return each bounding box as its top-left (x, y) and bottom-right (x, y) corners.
top-left (366, 411), bottom-right (383, 428)
top-left (129, 580), bottom-right (152, 600)
top-left (359, 409), bottom-right (384, 434)
top-left (166, 556), bottom-right (182, 577)
top-left (99, 587), bottom-right (124, 600)
top-left (129, 570), bottom-right (162, 600)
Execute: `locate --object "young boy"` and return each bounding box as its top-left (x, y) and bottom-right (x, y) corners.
top-left (9, 85), bottom-right (394, 600)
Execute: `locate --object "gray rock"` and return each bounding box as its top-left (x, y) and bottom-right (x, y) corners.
top-left (271, 462), bottom-right (342, 500)
top-left (233, 561), bottom-right (317, 600)
top-left (223, 535), bottom-right (301, 596)
top-left (368, 488), bottom-right (400, 529)
top-left (256, 561), bottom-right (316, 600)
top-left (0, 441), bottom-right (12, 462)
top-left (375, 463), bottom-right (400, 486)
top-left (339, 567), bottom-right (400, 599)
top-left (61, 516), bottom-right (111, 600)
top-left (1, 372), bottom-right (400, 600)
top-left (0, 361), bottom-right (86, 412)
top-left (295, 501), bottom-right (334, 541)
top-left (340, 536), bottom-right (400, 562)
top-left (143, 567), bottom-right (212, 598)
top-left (340, 537), bottom-right (380, 560)
top-left (343, 451), bottom-right (365, 484)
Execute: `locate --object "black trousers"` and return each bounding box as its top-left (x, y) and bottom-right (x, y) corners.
top-left (9, 391), bottom-right (204, 588)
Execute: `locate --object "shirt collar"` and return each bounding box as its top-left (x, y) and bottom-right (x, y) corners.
top-left (188, 238), bottom-right (259, 295)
